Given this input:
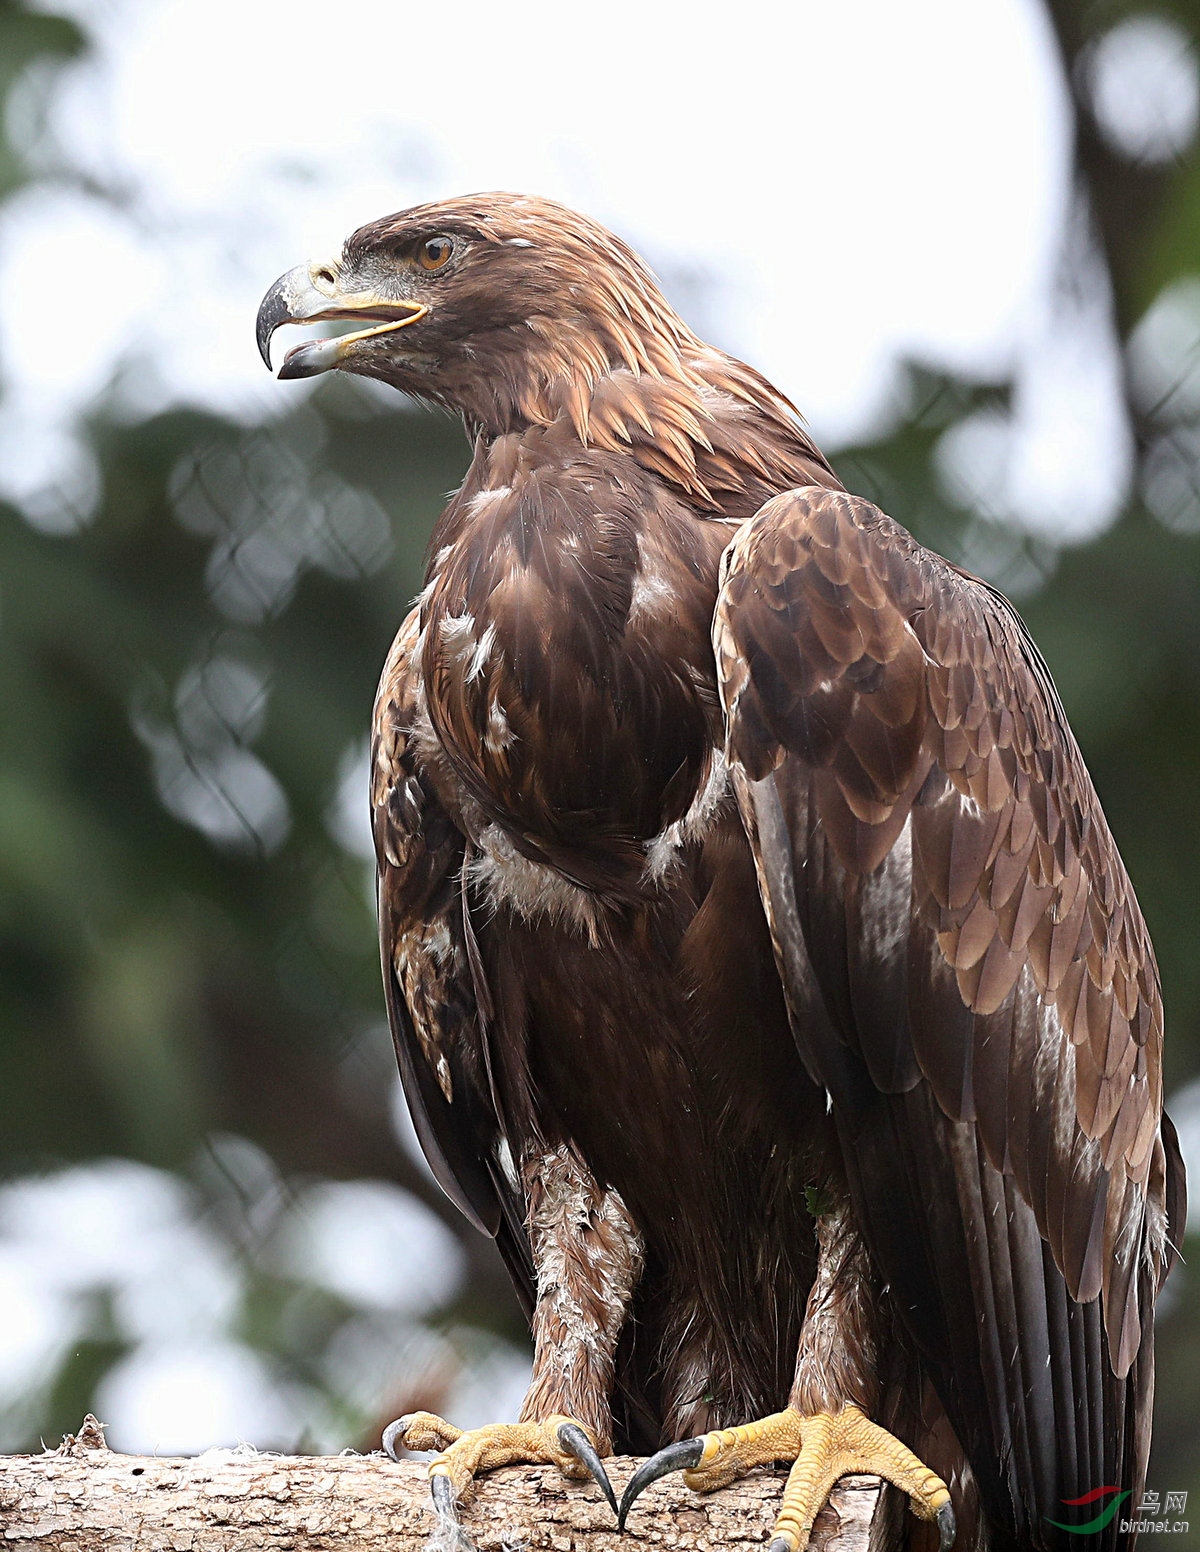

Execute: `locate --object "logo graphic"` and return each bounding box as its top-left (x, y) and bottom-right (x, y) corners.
top-left (1047, 1486), bottom-right (1132, 1535)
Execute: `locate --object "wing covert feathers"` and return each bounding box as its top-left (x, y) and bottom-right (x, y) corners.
top-left (715, 487), bottom-right (1181, 1384)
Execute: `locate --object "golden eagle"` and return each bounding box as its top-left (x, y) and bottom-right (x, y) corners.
top-left (258, 194), bottom-right (1185, 1552)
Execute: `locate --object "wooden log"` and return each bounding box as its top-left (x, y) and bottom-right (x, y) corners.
top-left (0, 1417), bottom-right (900, 1551)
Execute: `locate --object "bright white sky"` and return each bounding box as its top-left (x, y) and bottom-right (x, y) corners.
top-left (0, 0), bottom-right (1140, 539)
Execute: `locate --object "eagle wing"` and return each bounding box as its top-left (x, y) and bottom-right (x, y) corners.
top-left (372, 608), bottom-right (534, 1307)
top-left (713, 487), bottom-right (1185, 1542)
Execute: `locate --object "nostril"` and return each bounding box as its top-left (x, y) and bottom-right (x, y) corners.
top-left (314, 266), bottom-right (336, 287)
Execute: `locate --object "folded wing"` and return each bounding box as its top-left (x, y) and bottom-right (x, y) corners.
top-left (373, 609), bottom-right (534, 1308)
top-left (714, 486), bottom-right (1185, 1546)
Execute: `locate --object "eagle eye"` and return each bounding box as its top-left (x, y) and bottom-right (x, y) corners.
top-left (417, 236), bottom-right (454, 272)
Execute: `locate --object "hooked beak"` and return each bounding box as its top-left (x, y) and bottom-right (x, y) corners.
top-left (256, 263), bottom-right (428, 379)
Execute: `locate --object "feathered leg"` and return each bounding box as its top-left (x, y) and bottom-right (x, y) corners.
top-left (387, 1143), bottom-right (642, 1530)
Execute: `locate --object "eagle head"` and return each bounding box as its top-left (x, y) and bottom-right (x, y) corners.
top-left (256, 193), bottom-right (693, 435)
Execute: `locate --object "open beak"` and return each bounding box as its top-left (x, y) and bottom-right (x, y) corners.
top-left (256, 263), bottom-right (428, 379)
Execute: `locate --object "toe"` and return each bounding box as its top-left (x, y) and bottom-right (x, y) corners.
top-left (682, 1411), bottom-right (805, 1493)
top-left (835, 1406), bottom-right (952, 1523)
top-left (617, 1403), bottom-right (952, 1552)
top-left (768, 1406), bottom-right (953, 1552)
top-left (385, 1410), bottom-right (463, 1455)
top-left (620, 1411), bottom-right (806, 1528)
top-left (388, 1416), bottom-right (618, 1517)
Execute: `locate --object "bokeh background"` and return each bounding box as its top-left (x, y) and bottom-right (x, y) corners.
top-left (1, 0), bottom-right (1198, 1504)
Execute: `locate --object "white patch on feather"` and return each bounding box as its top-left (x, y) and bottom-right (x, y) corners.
top-left (1042, 996), bottom-right (1081, 1157)
top-left (413, 548), bottom-right (452, 615)
top-left (438, 613), bottom-right (498, 682)
top-left (439, 612), bottom-right (477, 657)
top-left (643, 749), bottom-right (730, 883)
top-left (1143, 1187), bottom-right (1169, 1270)
top-left (627, 537), bottom-right (677, 627)
top-left (468, 485), bottom-right (511, 514)
top-left (484, 695), bottom-right (515, 752)
top-left (393, 919), bottom-right (457, 979)
top-left (466, 825), bottom-right (601, 939)
top-left (467, 622), bottom-right (497, 681)
top-left (628, 567), bottom-right (675, 624)
top-left (495, 1135), bottom-right (519, 1191)
top-left (1025, 992), bottom-right (1083, 1161)
top-left (409, 694), bottom-right (443, 773)
top-left (858, 815), bottom-right (912, 972)
top-left (424, 920), bottom-right (455, 967)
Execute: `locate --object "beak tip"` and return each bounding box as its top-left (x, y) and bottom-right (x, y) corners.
top-left (255, 267), bottom-right (302, 376)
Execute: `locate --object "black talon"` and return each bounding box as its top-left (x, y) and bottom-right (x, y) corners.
top-left (431, 1471), bottom-right (457, 1516)
top-left (937, 1500), bottom-right (957, 1552)
top-left (767, 1539), bottom-right (793, 1552)
top-left (557, 1422), bottom-right (619, 1518)
top-left (617, 1437), bottom-right (706, 1529)
top-left (381, 1415), bottom-right (412, 1462)
top-left (429, 1471), bottom-right (479, 1552)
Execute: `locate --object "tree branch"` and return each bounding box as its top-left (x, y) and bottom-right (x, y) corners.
top-left (1, 1417), bottom-right (899, 1551)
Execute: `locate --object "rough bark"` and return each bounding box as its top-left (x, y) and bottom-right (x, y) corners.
top-left (0, 1418), bottom-right (899, 1552)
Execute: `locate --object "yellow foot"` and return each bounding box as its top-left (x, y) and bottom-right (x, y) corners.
top-left (383, 1410), bottom-right (618, 1519)
top-left (618, 1404), bottom-right (954, 1552)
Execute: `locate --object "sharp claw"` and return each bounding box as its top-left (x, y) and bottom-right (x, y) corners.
top-left (556, 1422), bottom-right (619, 1519)
top-left (767, 1539), bottom-right (794, 1552)
top-left (431, 1470), bottom-right (457, 1515)
top-left (617, 1437), bottom-right (706, 1529)
top-left (381, 1415), bottom-right (413, 1462)
top-left (937, 1500), bottom-right (957, 1552)
top-left (429, 1469), bottom-right (479, 1552)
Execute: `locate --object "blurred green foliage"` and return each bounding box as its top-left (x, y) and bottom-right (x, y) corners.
top-left (0, 0), bottom-right (1196, 1495)
top-left (0, 1), bottom-right (80, 201)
